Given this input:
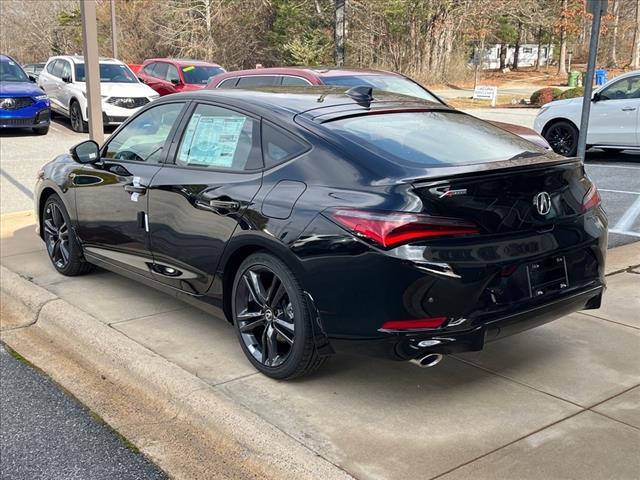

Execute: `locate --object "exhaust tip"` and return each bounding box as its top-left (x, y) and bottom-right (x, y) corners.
top-left (409, 353), bottom-right (443, 368)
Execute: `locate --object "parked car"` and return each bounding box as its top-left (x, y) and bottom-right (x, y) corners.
top-left (207, 67), bottom-right (551, 149)
top-left (137, 58), bottom-right (225, 96)
top-left (22, 62), bottom-right (46, 80)
top-left (38, 55), bottom-right (159, 132)
top-left (0, 54), bottom-right (50, 134)
top-left (35, 87), bottom-right (606, 379)
top-left (535, 70), bottom-right (640, 156)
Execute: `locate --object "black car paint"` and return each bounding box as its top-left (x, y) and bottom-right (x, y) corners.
top-left (35, 88), bottom-right (607, 362)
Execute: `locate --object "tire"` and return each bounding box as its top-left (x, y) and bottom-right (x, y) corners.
top-left (232, 252), bottom-right (326, 379)
top-left (32, 126), bottom-right (49, 135)
top-left (543, 120), bottom-right (578, 156)
top-left (70, 101), bottom-right (88, 133)
top-left (42, 194), bottom-right (94, 276)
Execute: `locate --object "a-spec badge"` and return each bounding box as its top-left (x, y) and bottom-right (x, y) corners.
top-left (428, 185), bottom-right (468, 198)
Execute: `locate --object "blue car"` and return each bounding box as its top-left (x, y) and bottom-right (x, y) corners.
top-left (1, 54), bottom-right (50, 134)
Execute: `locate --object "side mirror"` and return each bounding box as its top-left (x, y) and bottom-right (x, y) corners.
top-left (28, 75), bottom-right (36, 82)
top-left (70, 140), bottom-right (100, 164)
top-left (170, 78), bottom-right (181, 86)
top-left (592, 92), bottom-right (601, 102)
top-left (138, 77), bottom-right (145, 83)
top-left (62, 75), bottom-right (72, 83)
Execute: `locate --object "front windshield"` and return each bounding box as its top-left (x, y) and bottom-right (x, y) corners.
top-left (322, 75), bottom-right (441, 103)
top-left (0, 60), bottom-right (29, 82)
top-left (182, 65), bottom-right (225, 85)
top-left (74, 63), bottom-right (138, 83)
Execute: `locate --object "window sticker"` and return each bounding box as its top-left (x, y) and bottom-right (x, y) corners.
top-left (183, 66), bottom-right (195, 72)
top-left (179, 114), bottom-right (246, 167)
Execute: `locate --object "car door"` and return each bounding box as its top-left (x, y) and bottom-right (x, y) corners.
top-left (588, 75), bottom-right (640, 146)
top-left (58, 60), bottom-right (73, 112)
top-left (146, 62), bottom-right (168, 96)
top-left (147, 102), bottom-right (263, 294)
top-left (138, 62), bottom-right (156, 88)
top-left (74, 101), bottom-right (188, 278)
top-left (41, 60), bottom-right (63, 112)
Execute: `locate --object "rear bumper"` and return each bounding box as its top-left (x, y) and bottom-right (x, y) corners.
top-left (328, 283), bottom-right (604, 361)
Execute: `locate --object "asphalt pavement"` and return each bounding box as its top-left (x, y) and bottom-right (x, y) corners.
top-left (0, 343), bottom-right (167, 480)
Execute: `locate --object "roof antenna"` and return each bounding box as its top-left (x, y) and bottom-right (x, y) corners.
top-left (345, 86), bottom-right (373, 106)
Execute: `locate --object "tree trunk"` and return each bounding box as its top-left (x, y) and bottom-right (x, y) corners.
top-left (513, 21), bottom-right (522, 70)
top-left (499, 44), bottom-right (507, 70)
top-left (632, 0), bottom-right (640, 68)
top-left (335, 0), bottom-right (346, 66)
top-left (608, 0), bottom-right (619, 67)
top-left (558, 0), bottom-right (568, 76)
top-left (535, 27), bottom-right (543, 70)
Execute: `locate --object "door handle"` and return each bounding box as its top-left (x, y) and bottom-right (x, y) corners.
top-left (124, 185), bottom-right (147, 194)
top-left (621, 106), bottom-right (637, 111)
top-left (208, 199), bottom-right (240, 211)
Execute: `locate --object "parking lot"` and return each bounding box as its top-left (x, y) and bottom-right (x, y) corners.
top-left (2, 113), bottom-right (639, 248)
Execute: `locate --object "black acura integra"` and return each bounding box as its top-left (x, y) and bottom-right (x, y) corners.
top-left (35, 87), bottom-right (607, 379)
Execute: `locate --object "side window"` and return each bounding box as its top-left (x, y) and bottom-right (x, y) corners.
top-left (51, 60), bottom-right (64, 78)
top-left (46, 60), bottom-right (57, 74)
top-left (60, 61), bottom-right (71, 80)
top-left (600, 77), bottom-right (640, 100)
top-left (262, 122), bottom-right (309, 168)
top-left (166, 64), bottom-right (180, 83)
top-left (153, 62), bottom-right (169, 80)
top-left (176, 104), bottom-right (260, 170)
top-left (104, 102), bottom-right (185, 163)
top-left (236, 76), bottom-right (278, 87)
top-left (142, 62), bottom-right (156, 76)
top-left (217, 78), bottom-right (238, 88)
top-left (281, 76), bottom-right (312, 86)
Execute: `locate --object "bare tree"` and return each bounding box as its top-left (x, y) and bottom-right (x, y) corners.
top-left (558, 0), bottom-right (568, 75)
top-left (632, 0), bottom-right (640, 68)
top-left (608, 0), bottom-right (620, 67)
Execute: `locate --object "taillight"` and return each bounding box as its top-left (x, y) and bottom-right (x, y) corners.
top-left (582, 184), bottom-right (601, 212)
top-left (380, 317), bottom-right (447, 331)
top-left (326, 208), bottom-right (479, 248)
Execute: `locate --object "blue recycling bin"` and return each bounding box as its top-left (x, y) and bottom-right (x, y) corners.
top-left (595, 69), bottom-right (607, 86)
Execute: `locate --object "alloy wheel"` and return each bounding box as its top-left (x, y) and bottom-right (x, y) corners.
top-left (235, 266), bottom-right (296, 367)
top-left (43, 202), bottom-right (70, 269)
top-left (70, 103), bottom-right (82, 132)
top-left (547, 124), bottom-right (575, 155)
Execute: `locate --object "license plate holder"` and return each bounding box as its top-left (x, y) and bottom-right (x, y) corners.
top-left (526, 256), bottom-right (569, 298)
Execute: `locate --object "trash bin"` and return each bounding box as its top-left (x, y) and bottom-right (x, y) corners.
top-left (568, 71), bottom-right (581, 87)
top-left (595, 69), bottom-right (607, 85)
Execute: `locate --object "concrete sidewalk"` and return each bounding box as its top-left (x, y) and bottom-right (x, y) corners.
top-left (1, 211), bottom-right (639, 480)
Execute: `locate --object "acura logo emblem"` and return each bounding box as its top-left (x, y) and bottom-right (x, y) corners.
top-left (534, 192), bottom-right (551, 216)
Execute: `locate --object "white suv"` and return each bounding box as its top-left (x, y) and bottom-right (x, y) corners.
top-left (38, 55), bottom-right (159, 132)
top-left (534, 70), bottom-right (640, 156)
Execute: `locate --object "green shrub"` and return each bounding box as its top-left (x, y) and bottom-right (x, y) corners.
top-left (558, 86), bottom-right (585, 100)
top-left (530, 87), bottom-right (563, 105)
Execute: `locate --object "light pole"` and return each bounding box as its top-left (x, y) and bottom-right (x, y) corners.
top-left (110, 0), bottom-right (118, 59)
top-left (79, 0), bottom-right (104, 144)
top-left (577, 0), bottom-right (607, 160)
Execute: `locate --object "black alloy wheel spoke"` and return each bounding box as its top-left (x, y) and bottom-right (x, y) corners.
top-left (44, 203), bottom-right (69, 269)
top-left (237, 266), bottom-right (295, 368)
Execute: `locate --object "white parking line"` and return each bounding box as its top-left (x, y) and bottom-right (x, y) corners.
top-left (609, 229), bottom-right (640, 238)
top-left (599, 189), bottom-right (640, 195)
top-left (586, 164), bottom-right (640, 170)
top-left (613, 195), bottom-right (640, 236)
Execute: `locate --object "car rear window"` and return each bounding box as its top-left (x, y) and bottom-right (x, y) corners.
top-left (321, 75), bottom-right (441, 103)
top-left (324, 111), bottom-right (544, 167)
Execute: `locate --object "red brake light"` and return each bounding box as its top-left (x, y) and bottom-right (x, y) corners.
top-left (380, 317), bottom-right (447, 331)
top-left (327, 209), bottom-right (479, 248)
top-left (582, 184), bottom-right (601, 212)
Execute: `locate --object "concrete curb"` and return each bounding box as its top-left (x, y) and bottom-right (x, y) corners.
top-left (0, 267), bottom-right (353, 480)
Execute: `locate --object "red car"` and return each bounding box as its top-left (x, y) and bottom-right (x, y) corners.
top-left (206, 67), bottom-right (550, 149)
top-left (137, 58), bottom-right (225, 96)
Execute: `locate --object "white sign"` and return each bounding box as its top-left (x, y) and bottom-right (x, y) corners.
top-left (473, 85), bottom-right (498, 107)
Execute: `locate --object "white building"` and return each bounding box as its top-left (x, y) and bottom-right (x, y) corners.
top-left (479, 43), bottom-right (554, 69)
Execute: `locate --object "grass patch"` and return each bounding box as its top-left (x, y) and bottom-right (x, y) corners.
top-left (5, 345), bottom-right (36, 369)
top-left (88, 411), bottom-right (140, 454)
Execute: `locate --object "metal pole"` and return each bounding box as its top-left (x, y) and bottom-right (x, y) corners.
top-left (110, 0), bottom-right (118, 59)
top-left (577, 0), bottom-right (605, 159)
top-left (80, 0), bottom-right (104, 144)
top-left (335, 0), bottom-right (345, 67)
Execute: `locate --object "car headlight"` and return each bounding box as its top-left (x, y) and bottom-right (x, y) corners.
top-left (34, 94), bottom-right (48, 101)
